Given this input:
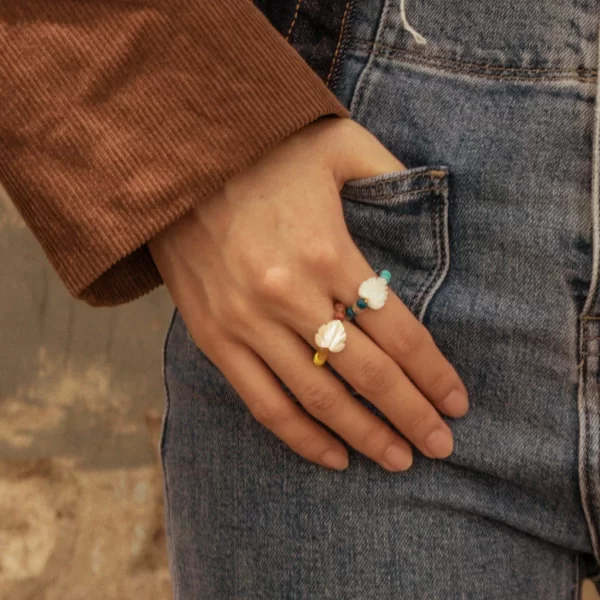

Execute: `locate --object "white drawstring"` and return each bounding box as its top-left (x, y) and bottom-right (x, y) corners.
top-left (400, 0), bottom-right (427, 45)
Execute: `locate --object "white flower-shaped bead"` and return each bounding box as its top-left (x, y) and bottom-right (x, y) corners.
top-left (358, 276), bottom-right (389, 310)
top-left (315, 320), bottom-right (347, 353)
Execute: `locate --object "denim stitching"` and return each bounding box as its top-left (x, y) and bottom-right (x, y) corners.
top-left (351, 42), bottom-right (596, 82)
top-left (578, 321), bottom-right (600, 563)
top-left (348, 0), bottom-right (395, 117)
top-left (420, 184), bottom-right (450, 322)
top-left (411, 207), bottom-right (439, 318)
top-left (412, 186), bottom-right (449, 321)
top-left (327, 0), bottom-right (352, 85)
top-left (352, 38), bottom-right (598, 76)
top-left (346, 169), bottom-right (448, 186)
top-left (343, 185), bottom-right (444, 202)
top-left (286, 0), bottom-right (303, 41)
top-left (576, 26), bottom-right (600, 571)
top-left (330, 0), bottom-right (357, 93)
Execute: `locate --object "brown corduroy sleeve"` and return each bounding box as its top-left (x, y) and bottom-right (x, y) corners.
top-left (0, 1), bottom-right (349, 306)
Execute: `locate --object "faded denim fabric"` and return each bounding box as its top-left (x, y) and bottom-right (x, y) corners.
top-left (161, 0), bottom-right (600, 597)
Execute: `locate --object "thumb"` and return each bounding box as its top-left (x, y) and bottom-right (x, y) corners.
top-left (331, 120), bottom-right (405, 189)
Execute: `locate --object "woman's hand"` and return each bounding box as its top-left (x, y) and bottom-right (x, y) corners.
top-left (148, 118), bottom-right (468, 472)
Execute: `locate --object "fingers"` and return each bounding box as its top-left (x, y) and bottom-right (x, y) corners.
top-left (286, 306), bottom-right (456, 460)
top-left (326, 322), bottom-right (455, 459)
top-left (204, 335), bottom-right (350, 471)
top-left (333, 248), bottom-right (469, 419)
top-left (254, 320), bottom-right (414, 472)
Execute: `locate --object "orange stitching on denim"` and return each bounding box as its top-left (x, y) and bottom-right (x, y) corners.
top-left (365, 170), bottom-right (448, 183)
top-left (354, 38), bottom-right (599, 74)
top-left (343, 185), bottom-right (443, 201)
top-left (363, 47), bottom-right (595, 82)
top-left (286, 0), bottom-right (303, 41)
top-left (352, 38), bottom-right (598, 78)
top-left (326, 0), bottom-right (351, 85)
top-left (345, 172), bottom-right (447, 188)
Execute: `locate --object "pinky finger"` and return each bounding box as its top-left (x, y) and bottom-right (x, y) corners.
top-left (208, 338), bottom-right (350, 471)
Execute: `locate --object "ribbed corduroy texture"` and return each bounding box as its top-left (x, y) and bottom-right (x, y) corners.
top-left (0, 0), bottom-right (349, 306)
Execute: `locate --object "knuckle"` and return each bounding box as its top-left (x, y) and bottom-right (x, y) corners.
top-left (249, 399), bottom-right (285, 429)
top-left (302, 384), bottom-right (339, 415)
top-left (256, 265), bottom-right (293, 302)
top-left (293, 432), bottom-right (322, 456)
top-left (187, 319), bottom-right (221, 349)
top-left (391, 321), bottom-right (430, 358)
top-left (304, 241), bottom-right (340, 270)
top-left (425, 369), bottom-right (450, 398)
top-left (361, 425), bottom-right (394, 454)
top-left (356, 359), bottom-right (393, 396)
top-left (226, 293), bottom-right (254, 326)
top-left (406, 409), bottom-right (435, 436)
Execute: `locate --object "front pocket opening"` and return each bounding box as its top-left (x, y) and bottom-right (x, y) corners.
top-left (341, 165), bottom-right (449, 207)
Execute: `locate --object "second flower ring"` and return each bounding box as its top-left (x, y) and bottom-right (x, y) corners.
top-left (346, 269), bottom-right (392, 320)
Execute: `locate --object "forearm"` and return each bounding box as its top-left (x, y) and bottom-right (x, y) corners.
top-left (0, 0), bottom-right (349, 306)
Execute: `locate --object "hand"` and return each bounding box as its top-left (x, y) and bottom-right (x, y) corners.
top-left (148, 118), bottom-right (468, 472)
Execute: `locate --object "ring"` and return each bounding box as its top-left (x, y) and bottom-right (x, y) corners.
top-left (346, 269), bottom-right (392, 320)
top-left (313, 319), bottom-right (347, 366)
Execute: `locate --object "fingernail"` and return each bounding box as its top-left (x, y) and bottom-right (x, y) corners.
top-left (425, 429), bottom-right (453, 458)
top-left (383, 444), bottom-right (413, 471)
top-left (321, 450), bottom-right (349, 470)
top-left (442, 389), bottom-right (469, 417)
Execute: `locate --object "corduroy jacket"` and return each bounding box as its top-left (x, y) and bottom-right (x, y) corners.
top-left (0, 0), bottom-right (354, 306)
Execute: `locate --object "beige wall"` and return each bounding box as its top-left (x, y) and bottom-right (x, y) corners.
top-left (1, 188), bottom-right (598, 599)
top-left (0, 189), bottom-right (173, 599)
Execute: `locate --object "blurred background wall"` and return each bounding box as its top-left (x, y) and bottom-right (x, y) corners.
top-left (1, 187), bottom-right (599, 599)
top-left (0, 188), bottom-right (173, 599)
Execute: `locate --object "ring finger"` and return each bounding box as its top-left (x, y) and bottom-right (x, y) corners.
top-left (286, 305), bottom-right (454, 459)
top-left (253, 319), bottom-right (414, 471)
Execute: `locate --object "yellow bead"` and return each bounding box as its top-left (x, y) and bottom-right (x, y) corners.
top-left (313, 348), bottom-right (328, 366)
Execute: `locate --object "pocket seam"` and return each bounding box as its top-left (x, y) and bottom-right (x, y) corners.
top-left (341, 167), bottom-right (449, 205)
top-left (352, 170), bottom-right (448, 186)
top-left (345, 184), bottom-right (444, 202)
top-left (411, 185), bottom-right (450, 322)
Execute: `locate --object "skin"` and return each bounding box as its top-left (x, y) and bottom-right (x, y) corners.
top-left (148, 117), bottom-right (469, 472)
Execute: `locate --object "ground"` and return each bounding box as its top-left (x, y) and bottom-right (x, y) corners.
top-left (0, 189), bottom-right (172, 599)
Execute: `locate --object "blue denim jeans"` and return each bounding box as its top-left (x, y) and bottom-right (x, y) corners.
top-left (161, 0), bottom-right (600, 597)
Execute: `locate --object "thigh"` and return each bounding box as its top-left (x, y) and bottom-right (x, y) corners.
top-left (162, 311), bottom-right (581, 600)
top-left (161, 0), bottom-right (600, 597)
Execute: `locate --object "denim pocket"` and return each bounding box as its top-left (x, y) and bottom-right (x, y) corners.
top-left (341, 165), bottom-right (450, 322)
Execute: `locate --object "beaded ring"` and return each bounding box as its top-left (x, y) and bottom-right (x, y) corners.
top-left (346, 269), bottom-right (392, 321)
top-left (313, 319), bottom-right (347, 366)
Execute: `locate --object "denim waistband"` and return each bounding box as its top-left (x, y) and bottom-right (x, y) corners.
top-left (349, 0), bottom-right (598, 81)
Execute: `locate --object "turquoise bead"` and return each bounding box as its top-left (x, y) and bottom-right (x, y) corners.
top-left (357, 298), bottom-right (368, 309)
top-left (379, 269), bottom-right (392, 283)
top-left (346, 306), bottom-right (356, 320)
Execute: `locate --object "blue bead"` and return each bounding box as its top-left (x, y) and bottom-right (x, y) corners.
top-left (357, 298), bottom-right (368, 309)
top-left (346, 306), bottom-right (356, 319)
top-left (379, 269), bottom-right (391, 283)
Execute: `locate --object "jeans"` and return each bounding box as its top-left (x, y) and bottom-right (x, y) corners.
top-left (161, 0), bottom-right (600, 597)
